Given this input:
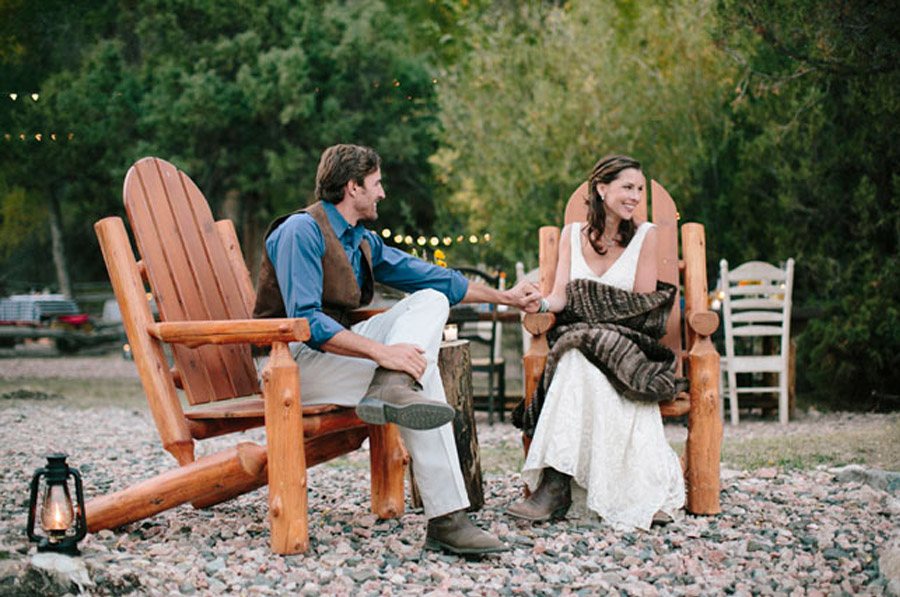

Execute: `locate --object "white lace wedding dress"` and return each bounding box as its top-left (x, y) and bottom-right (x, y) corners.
top-left (521, 221), bottom-right (685, 530)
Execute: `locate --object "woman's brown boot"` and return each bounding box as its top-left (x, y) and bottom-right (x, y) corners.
top-left (506, 467), bottom-right (572, 522)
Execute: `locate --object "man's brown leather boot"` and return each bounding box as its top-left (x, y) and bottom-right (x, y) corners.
top-left (424, 510), bottom-right (508, 555)
top-left (356, 368), bottom-right (455, 430)
top-left (506, 467), bottom-right (572, 521)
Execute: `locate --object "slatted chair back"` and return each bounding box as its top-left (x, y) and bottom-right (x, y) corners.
top-left (719, 258), bottom-right (795, 424)
top-left (123, 157), bottom-right (260, 405)
top-left (524, 178), bottom-right (722, 514)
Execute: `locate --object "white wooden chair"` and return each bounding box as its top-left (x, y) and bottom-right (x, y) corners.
top-left (719, 259), bottom-right (795, 425)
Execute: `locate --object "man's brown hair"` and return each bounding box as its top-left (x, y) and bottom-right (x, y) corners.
top-left (315, 144), bottom-right (382, 204)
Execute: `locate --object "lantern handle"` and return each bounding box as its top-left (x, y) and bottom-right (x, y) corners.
top-left (69, 468), bottom-right (88, 542)
top-left (26, 467), bottom-right (47, 542)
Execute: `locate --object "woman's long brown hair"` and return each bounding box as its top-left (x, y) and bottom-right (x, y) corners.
top-left (584, 154), bottom-right (642, 255)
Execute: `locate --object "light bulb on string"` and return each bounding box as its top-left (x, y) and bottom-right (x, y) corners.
top-left (404, 235), bottom-right (413, 245)
top-left (416, 236), bottom-right (426, 246)
top-left (442, 237), bottom-right (452, 246)
top-left (9, 93), bottom-right (17, 101)
top-left (468, 235), bottom-right (478, 244)
top-left (483, 233), bottom-right (491, 242)
top-left (393, 234), bottom-right (403, 244)
top-left (31, 93), bottom-right (39, 101)
top-left (429, 237), bottom-right (439, 247)
top-left (381, 228), bottom-right (391, 238)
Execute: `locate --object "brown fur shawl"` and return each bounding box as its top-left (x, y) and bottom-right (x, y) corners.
top-left (512, 279), bottom-right (687, 437)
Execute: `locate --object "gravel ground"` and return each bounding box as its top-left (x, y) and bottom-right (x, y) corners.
top-left (1, 354), bottom-right (898, 595)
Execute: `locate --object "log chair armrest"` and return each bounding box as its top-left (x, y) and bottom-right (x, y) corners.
top-left (522, 313), bottom-right (556, 336)
top-left (687, 311), bottom-right (719, 337)
top-left (148, 318), bottom-right (310, 349)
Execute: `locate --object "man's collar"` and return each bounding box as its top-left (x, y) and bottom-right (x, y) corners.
top-left (322, 201), bottom-right (365, 243)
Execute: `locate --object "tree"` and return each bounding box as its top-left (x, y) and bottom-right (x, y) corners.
top-left (710, 0), bottom-right (900, 407)
top-left (432, 1), bottom-right (734, 267)
top-left (1, 0), bottom-right (443, 288)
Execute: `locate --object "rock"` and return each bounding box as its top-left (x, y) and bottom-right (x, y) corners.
top-left (19, 553), bottom-right (94, 595)
top-left (756, 467), bottom-right (779, 479)
top-left (829, 464), bottom-right (900, 493)
top-left (204, 557), bottom-right (227, 575)
top-left (879, 533), bottom-right (900, 596)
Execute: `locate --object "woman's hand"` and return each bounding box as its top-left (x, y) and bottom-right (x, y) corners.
top-left (504, 280), bottom-right (543, 312)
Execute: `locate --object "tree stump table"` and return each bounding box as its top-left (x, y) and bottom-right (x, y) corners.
top-left (409, 339), bottom-right (484, 511)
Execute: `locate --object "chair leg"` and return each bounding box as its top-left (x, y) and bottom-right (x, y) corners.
top-left (497, 363), bottom-right (506, 423)
top-left (368, 424), bottom-right (406, 519)
top-left (486, 364), bottom-right (495, 426)
top-left (262, 343), bottom-right (309, 555)
top-left (727, 369), bottom-right (739, 425)
top-left (779, 373), bottom-right (789, 425)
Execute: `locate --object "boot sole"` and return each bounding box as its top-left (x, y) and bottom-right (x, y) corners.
top-left (356, 397), bottom-right (455, 430)
top-left (423, 537), bottom-right (508, 555)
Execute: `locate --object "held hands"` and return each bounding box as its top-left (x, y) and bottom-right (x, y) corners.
top-left (376, 342), bottom-right (427, 380)
top-left (505, 280), bottom-right (543, 313)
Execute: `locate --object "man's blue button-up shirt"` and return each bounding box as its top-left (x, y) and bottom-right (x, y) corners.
top-left (265, 202), bottom-right (469, 349)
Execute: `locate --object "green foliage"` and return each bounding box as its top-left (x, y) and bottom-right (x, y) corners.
top-left (710, 0), bottom-right (900, 407)
top-left (433, 0), bottom-right (734, 267)
top-left (0, 0), bottom-right (443, 285)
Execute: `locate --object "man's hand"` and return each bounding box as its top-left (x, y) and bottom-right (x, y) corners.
top-left (374, 342), bottom-right (427, 380)
top-left (504, 280), bottom-right (543, 313)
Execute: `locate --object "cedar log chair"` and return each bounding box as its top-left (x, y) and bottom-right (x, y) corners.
top-left (85, 157), bottom-right (406, 554)
top-left (521, 180), bottom-right (723, 515)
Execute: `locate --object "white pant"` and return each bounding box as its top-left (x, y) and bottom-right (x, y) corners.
top-left (258, 289), bottom-right (469, 519)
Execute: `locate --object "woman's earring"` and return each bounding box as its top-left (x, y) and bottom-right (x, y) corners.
top-left (599, 194), bottom-right (605, 202)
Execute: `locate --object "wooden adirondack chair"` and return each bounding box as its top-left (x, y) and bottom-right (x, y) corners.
top-left (522, 180), bottom-right (723, 515)
top-left (85, 157), bottom-right (406, 554)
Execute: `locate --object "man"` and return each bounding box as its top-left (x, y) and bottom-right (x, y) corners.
top-left (254, 144), bottom-right (541, 554)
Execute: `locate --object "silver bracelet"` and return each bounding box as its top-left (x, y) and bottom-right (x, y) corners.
top-left (538, 298), bottom-right (550, 313)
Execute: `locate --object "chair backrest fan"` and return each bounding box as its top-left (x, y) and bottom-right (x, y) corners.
top-left (123, 157), bottom-right (260, 404)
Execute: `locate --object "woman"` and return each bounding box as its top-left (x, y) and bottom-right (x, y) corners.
top-left (508, 154), bottom-right (684, 530)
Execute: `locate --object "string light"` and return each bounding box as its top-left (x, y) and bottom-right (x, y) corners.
top-left (31, 93), bottom-right (39, 101)
top-left (9, 93), bottom-right (17, 101)
top-left (382, 228), bottom-right (497, 250)
top-left (4, 132), bottom-right (75, 142)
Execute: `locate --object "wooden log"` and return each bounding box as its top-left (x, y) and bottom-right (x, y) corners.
top-left (149, 318), bottom-right (309, 349)
top-left (215, 220), bottom-right (256, 317)
top-left (261, 341), bottom-right (308, 554)
top-left (95, 217), bottom-right (194, 466)
top-left (85, 442), bottom-right (267, 531)
top-left (685, 335), bottom-right (722, 515)
top-left (681, 223), bottom-right (722, 515)
top-left (538, 227), bottom-right (560, 295)
top-left (368, 424), bottom-right (407, 519)
top-left (192, 426), bottom-right (369, 510)
top-left (411, 340), bottom-right (485, 511)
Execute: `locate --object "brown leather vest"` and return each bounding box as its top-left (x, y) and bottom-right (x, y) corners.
top-left (253, 202), bottom-right (374, 329)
